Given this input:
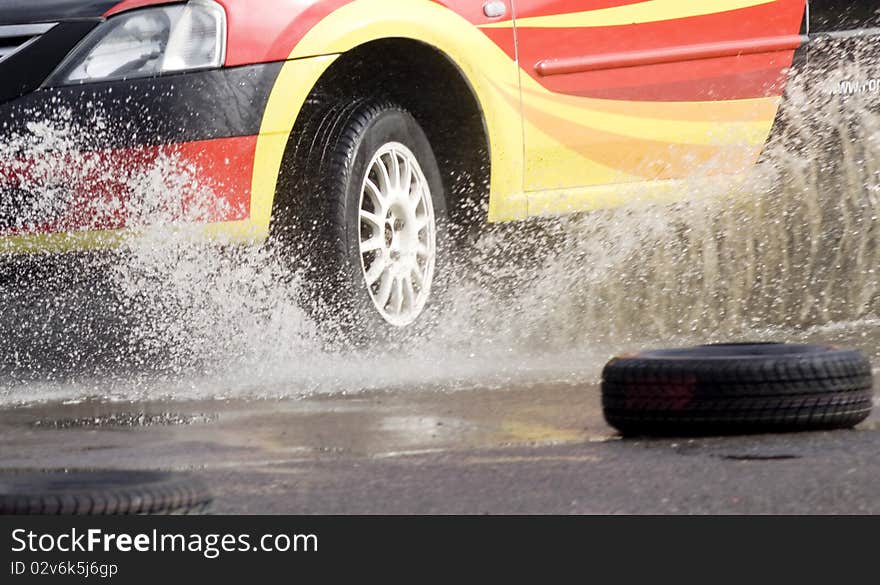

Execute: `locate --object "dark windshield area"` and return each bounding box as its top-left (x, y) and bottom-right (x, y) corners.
top-left (810, 0), bottom-right (880, 32)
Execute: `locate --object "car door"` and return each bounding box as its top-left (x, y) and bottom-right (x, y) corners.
top-left (512, 0), bottom-right (807, 215)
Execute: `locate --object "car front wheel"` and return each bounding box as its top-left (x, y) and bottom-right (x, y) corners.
top-left (274, 100), bottom-right (447, 341)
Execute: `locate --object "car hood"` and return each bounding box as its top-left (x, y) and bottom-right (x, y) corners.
top-left (0, 0), bottom-right (118, 25)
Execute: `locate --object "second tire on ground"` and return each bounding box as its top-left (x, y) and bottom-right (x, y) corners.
top-left (601, 343), bottom-right (874, 436)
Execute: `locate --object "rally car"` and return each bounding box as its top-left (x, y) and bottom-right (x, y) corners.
top-left (0, 0), bottom-right (871, 332)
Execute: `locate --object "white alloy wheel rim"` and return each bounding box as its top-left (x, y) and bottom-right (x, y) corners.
top-left (358, 142), bottom-right (437, 327)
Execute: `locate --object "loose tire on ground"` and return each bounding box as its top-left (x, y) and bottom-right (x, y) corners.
top-left (601, 343), bottom-right (874, 436)
top-left (0, 470), bottom-right (212, 515)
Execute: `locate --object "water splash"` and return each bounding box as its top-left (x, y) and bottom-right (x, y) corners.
top-left (2, 49), bottom-right (880, 406)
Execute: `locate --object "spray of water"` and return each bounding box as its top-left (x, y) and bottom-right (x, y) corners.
top-left (2, 47), bottom-right (880, 406)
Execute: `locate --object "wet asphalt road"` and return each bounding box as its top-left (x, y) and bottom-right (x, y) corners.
top-left (1, 381), bottom-right (877, 514)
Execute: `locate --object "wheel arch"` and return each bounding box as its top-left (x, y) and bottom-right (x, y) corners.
top-left (247, 1), bottom-right (525, 241)
top-left (272, 37), bottom-right (494, 237)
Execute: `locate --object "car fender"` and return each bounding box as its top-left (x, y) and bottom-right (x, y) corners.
top-left (244, 0), bottom-right (526, 240)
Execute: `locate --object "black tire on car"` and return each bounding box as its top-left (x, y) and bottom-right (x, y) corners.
top-left (0, 470), bottom-right (212, 515)
top-left (273, 98), bottom-right (447, 342)
top-left (601, 343), bottom-right (874, 436)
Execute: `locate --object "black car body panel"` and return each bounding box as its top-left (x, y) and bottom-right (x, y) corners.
top-left (0, 20), bottom-right (101, 103)
top-left (0, 63), bottom-right (283, 150)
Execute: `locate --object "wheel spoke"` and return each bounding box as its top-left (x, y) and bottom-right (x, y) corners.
top-left (410, 264), bottom-right (424, 288)
top-left (402, 275), bottom-right (416, 309)
top-left (408, 174), bottom-right (423, 207)
top-left (364, 257), bottom-right (387, 285)
top-left (390, 153), bottom-right (401, 191)
top-left (376, 159), bottom-right (393, 195)
top-left (413, 214), bottom-right (430, 232)
top-left (416, 242), bottom-right (430, 258)
top-left (391, 276), bottom-right (404, 314)
top-left (401, 156), bottom-right (413, 196)
top-left (359, 209), bottom-right (384, 231)
top-left (360, 236), bottom-right (384, 253)
top-left (376, 271), bottom-right (394, 308)
top-left (364, 179), bottom-right (387, 211)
